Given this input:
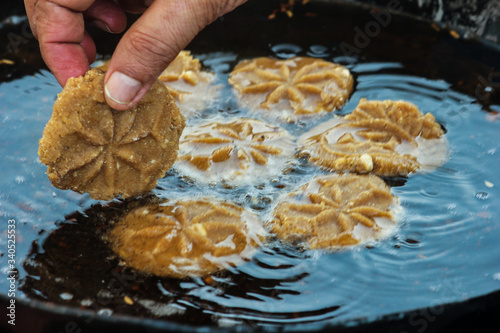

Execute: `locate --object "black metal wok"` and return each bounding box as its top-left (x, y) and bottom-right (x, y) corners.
top-left (1, 1), bottom-right (499, 332)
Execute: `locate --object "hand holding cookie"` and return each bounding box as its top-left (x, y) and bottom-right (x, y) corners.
top-left (24, 0), bottom-right (247, 110)
top-left (38, 69), bottom-right (185, 200)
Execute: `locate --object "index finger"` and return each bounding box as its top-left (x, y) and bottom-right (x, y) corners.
top-left (33, 0), bottom-right (96, 85)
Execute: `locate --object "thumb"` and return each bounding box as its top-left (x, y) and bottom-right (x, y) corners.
top-left (104, 0), bottom-right (246, 110)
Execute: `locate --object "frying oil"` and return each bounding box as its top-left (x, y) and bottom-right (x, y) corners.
top-left (0, 0), bottom-right (499, 330)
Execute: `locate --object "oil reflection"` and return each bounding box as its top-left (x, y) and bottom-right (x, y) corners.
top-left (19, 195), bottom-right (338, 327)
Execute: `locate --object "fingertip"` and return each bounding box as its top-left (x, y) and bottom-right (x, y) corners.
top-left (57, 66), bottom-right (90, 87)
top-left (84, 0), bottom-right (128, 34)
top-left (104, 95), bottom-right (135, 111)
top-left (104, 70), bottom-right (147, 110)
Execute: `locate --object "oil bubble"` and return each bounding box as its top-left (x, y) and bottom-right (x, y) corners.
top-left (97, 308), bottom-right (113, 316)
top-left (81, 298), bottom-right (93, 306)
top-left (306, 45), bottom-right (330, 58)
top-left (421, 187), bottom-right (438, 197)
top-left (271, 43), bottom-right (303, 58)
top-left (59, 292), bottom-right (73, 300)
top-left (475, 192), bottom-right (489, 200)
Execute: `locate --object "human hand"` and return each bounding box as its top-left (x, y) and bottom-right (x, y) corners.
top-left (25, 0), bottom-right (246, 110)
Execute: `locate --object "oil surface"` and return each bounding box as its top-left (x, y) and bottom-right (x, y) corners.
top-left (1, 1), bottom-right (500, 331)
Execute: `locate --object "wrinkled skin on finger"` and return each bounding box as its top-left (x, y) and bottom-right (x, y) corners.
top-left (24, 0), bottom-right (127, 85)
top-left (24, 0), bottom-right (247, 110)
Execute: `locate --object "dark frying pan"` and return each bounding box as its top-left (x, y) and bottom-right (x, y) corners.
top-left (1, 1), bottom-right (499, 332)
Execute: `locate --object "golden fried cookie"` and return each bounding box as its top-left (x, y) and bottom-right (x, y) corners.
top-left (38, 69), bottom-right (185, 200)
top-left (176, 118), bottom-right (295, 184)
top-left (344, 99), bottom-right (444, 141)
top-left (228, 57), bottom-right (353, 121)
top-left (108, 199), bottom-right (266, 278)
top-left (300, 99), bottom-right (448, 176)
top-left (158, 51), bottom-right (218, 115)
top-left (271, 174), bottom-right (399, 249)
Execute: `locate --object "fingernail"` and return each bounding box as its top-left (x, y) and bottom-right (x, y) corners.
top-left (105, 71), bottom-right (142, 106)
top-left (144, 0), bottom-right (154, 7)
top-left (92, 20), bottom-right (112, 33)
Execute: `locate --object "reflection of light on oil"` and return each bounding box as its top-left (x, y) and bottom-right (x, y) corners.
top-left (306, 44), bottom-right (330, 58)
top-left (475, 192), bottom-right (489, 200)
top-left (271, 43), bottom-right (303, 59)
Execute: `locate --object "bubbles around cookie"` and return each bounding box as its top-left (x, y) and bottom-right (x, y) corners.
top-left (228, 57), bottom-right (354, 122)
top-left (270, 174), bottom-right (400, 250)
top-left (108, 198), bottom-right (266, 278)
top-left (299, 99), bottom-right (449, 176)
top-left (158, 51), bottom-right (220, 117)
top-left (175, 118), bottom-right (296, 185)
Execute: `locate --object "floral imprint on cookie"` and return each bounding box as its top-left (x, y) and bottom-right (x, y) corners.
top-left (38, 69), bottom-right (185, 200)
top-left (228, 57), bottom-right (353, 122)
top-left (176, 118), bottom-right (296, 184)
top-left (108, 198), bottom-right (266, 278)
top-left (271, 174), bottom-right (399, 249)
top-left (299, 99), bottom-right (448, 176)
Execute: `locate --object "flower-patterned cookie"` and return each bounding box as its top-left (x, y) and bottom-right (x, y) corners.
top-left (300, 99), bottom-right (448, 176)
top-left (108, 198), bottom-right (266, 278)
top-left (38, 69), bottom-right (185, 200)
top-left (271, 174), bottom-right (399, 249)
top-left (176, 118), bottom-right (295, 184)
top-left (229, 57), bottom-right (353, 121)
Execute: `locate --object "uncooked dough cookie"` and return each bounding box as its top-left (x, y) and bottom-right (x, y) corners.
top-left (300, 99), bottom-right (448, 176)
top-left (175, 118), bottom-right (295, 184)
top-left (158, 51), bottom-right (218, 115)
top-left (108, 198), bottom-right (266, 278)
top-left (271, 174), bottom-right (399, 249)
top-left (228, 57), bottom-right (353, 121)
top-left (38, 69), bottom-right (185, 200)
